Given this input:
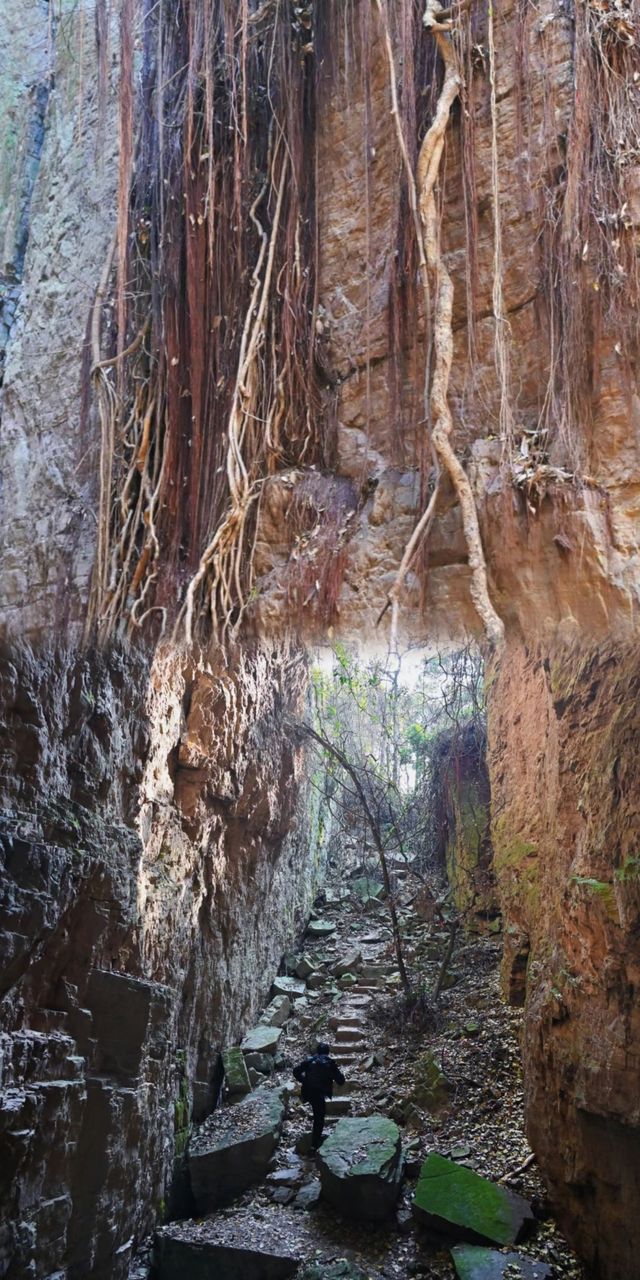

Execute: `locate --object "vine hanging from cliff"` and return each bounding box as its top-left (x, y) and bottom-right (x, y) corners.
top-left (376, 0), bottom-right (505, 652)
top-left (86, 0), bottom-right (325, 646)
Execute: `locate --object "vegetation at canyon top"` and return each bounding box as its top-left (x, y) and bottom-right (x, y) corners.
top-left (296, 643), bottom-right (486, 999)
top-left (80, 0), bottom-right (640, 652)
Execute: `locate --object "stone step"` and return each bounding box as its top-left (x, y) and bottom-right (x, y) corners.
top-left (334, 1039), bottom-right (366, 1053)
top-left (335, 1027), bottom-right (366, 1043)
top-left (325, 1096), bottom-right (352, 1116)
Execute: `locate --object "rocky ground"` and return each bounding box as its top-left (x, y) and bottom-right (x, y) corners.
top-left (139, 868), bottom-right (588, 1280)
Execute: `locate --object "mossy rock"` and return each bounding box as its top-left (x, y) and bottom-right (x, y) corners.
top-left (318, 1115), bottom-right (403, 1221)
top-left (409, 1052), bottom-right (452, 1114)
top-left (413, 1154), bottom-right (534, 1245)
top-left (570, 876), bottom-right (619, 923)
top-left (222, 1046), bottom-right (251, 1095)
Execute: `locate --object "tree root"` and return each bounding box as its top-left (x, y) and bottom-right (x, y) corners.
top-left (177, 139), bottom-right (290, 647)
top-left (377, 0), bottom-right (505, 651)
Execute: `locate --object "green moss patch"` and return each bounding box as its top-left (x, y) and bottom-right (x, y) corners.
top-left (413, 1154), bottom-right (534, 1246)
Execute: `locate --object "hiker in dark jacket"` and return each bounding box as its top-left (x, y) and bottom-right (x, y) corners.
top-left (293, 1041), bottom-right (345, 1149)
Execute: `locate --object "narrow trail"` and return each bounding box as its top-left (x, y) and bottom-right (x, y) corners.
top-left (146, 868), bottom-right (588, 1279)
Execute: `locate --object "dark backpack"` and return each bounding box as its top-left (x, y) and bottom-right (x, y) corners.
top-left (303, 1054), bottom-right (334, 1094)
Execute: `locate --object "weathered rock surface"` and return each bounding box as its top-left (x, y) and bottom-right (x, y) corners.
top-left (154, 1222), bottom-right (300, 1280)
top-left (0, 644), bottom-right (326, 1276)
top-left (222, 1048), bottom-right (251, 1096)
top-left (188, 1086), bottom-right (287, 1212)
top-left (271, 976), bottom-right (307, 1001)
top-left (241, 1025), bottom-right (283, 1055)
top-left (260, 995), bottom-right (292, 1027)
top-left (487, 638), bottom-right (640, 1278)
top-left (451, 1245), bottom-right (552, 1280)
top-left (318, 1114), bottom-right (403, 1221)
top-left (413, 1154), bottom-right (534, 1246)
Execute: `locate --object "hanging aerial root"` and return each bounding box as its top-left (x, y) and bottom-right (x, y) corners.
top-left (377, 0), bottom-right (505, 652)
top-left (176, 142), bottom-right (290, 647)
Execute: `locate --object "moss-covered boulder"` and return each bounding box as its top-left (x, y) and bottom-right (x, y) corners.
top-left (451, 1244), bottom-right (551, 1279)
top-left (413, 1154), bottom-right (534, 1245)
top-left (222, 1046), bottom-right (251, 1095)
top-left (318, 1114), bottom-right (403, 1221)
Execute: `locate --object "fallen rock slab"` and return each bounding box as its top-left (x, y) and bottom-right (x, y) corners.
top-left (318, 1114), bottom-right (403, 1221)
top-left (241, 1024), bottom-right (283, 1054)
top-left (333, 949), bottom-right (363, 977)
top-left (306, 919), bottom-right (336, 939)
top-left (271, 976), bottom-right (307, 1000)
top-left (188, 1086), bottom-right (286, 1211)
top-left (413, 1154), bottom-right (534, 1246)
top-left (155, 1206), bottom-right (321, 1280)
top-left (260, 994), bottom-right (292, 1027)
top-left (155, 1219), bottom-right (300, 1280)
top-left (222, 1046), bottom-right (251, 1095)
top-left (451, 1244), bottom-right (552, 1279)
top-left (244, 1050), bottom-right (274, 1074)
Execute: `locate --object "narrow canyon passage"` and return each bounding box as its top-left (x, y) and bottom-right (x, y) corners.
top-left (1, 0), bottom-right (639, 1277)
top-left (147, 853), bottom-right (586, 1280)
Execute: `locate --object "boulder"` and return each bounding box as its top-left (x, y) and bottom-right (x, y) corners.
top-left (350, 876), bottom-right (385, 902)
top-left (307, 971), bottom-right (326, 990)
top-left (260, 994), bottom-right (292, 1027)
top-left (305, 919), bottom-right (336, 939)
top-left (271, 976), bottom-right (306, 1000)
top-left (188, 1086), bottom-right (287, 1211)
top-left (318, 1114), bottom-right (403, 1221)
top-left (222, 1046), bottom-right (251, 1095)
top-left (155, 1219), bottom-right (300, 1280)
top-left (333, 949), bottom-right (363, 977)
top-left (267, 1165), bottom-right (303, 1186)
top-left (451, 1245), bottom-right (552, 1279)
top-left (293, 1178), bottom-right (321, 1210)
top-left (412, 1154), bottom-right (534, 1246)
top-left (244, 1051), bottom-right (274, 1074)
top-left (295, 956), bottom-right (316, 979)
top-left (241, 1024), bottom-right (283, 1054)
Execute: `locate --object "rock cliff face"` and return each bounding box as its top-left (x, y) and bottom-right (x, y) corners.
top-left (488, 639), bottom-right (640, 1280)
top-left (0, 1), bottom-right (639, 1278)
top-left (0, 642), bottom-right (324, 1277)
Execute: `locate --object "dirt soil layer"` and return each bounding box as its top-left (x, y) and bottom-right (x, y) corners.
top-left (141, 871), bottom-right (587, 1279)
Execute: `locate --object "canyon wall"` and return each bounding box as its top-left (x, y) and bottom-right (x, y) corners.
top-left (0, 2), bottom-right (639, 1278)
top-left (0, 641), bottom-right (323, 1278)
top-left (488, 639), bottom-right (640, 1280)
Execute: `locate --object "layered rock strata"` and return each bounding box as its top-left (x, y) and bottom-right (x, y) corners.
top-left (488, 638), bottom-right (640, 1280)
top-left (0, 641), bottom-right (323, 1277)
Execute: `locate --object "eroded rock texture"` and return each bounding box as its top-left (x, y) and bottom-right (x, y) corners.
top-left (488, 640), bottom-right (640, 1279)
top-left (0, 642), bottom-right (323, 1277)
top-left (0, 1), bottom-right (638, 1277)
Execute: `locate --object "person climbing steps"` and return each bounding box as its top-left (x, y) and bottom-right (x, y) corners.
top-left (293, 1041), bottom-right (345, 1149)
